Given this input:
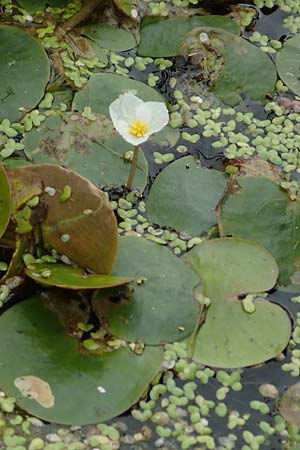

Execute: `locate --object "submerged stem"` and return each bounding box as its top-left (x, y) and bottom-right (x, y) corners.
top-left (126, 145), bottom-right (140, 190)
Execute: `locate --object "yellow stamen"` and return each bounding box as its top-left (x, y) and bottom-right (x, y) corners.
top-left (128, 120), bottom-right (148, 138)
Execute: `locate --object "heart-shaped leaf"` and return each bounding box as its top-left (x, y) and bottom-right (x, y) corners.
top-left (23, 112), bottom-right (149, 192)
top-left (276, 36), bottom-right (300, 96)
top-left (0, 25), bottom-right (50, 121)
top-left (147, 156), bottom-right (227, 235)
top-left (184, 238), bottom-right (291, 368)
top-left (93, 236), bottom-right (199, 344)
top-left (138, 16), bottom-right (240, 57)
top-left (0, 294), bottom-right (163, 424)
top-left (219, 176), bottom-right (300, 285)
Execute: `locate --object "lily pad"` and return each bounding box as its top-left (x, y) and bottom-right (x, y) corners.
top-left (72, 72), bottom-right (174, 148)
top-left (219, 176), bottom-right (300, 285)
top-left (146, 156), bottom-right (227, 235)
top-left (9, 164), bottom-right (118, 274)
top-left (0, 295), bottom-right (163, 424)
top-left (93, 236), bottom-right (199, 344)
top-left (81, 24), bottom-right (137, 51)
top-left (279, 383), bottom-right (300, 425)
top-left (185, 238), bottom-right (291, 368)
top-left (138, 16), bottom-right (240, 57)
top-left (72, 72), bottom-right (165, 117)
top-left (0, 25), bottom-right (50, 121)
top-left (276, 36), bottom-right (300, 96)
top-left (0, 164), bottom-right (11, 239)
top-left (26, 263), bottom-right (132, 290)
top-left (17, 0), bottom-right (69, 12)
top-left (23, 112), bottom-right (149, 191)
top-left (179, 28), bottom-right (276, 105)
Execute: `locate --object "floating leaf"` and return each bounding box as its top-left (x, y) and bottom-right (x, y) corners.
top-left (0, 295), bottom-right (163, 424)
top-left (73, 72), bottom-right (165, 117)
top-left (17, 0), bottom-right (69, 12)
top-left (138, 16), bottom-right (240, 57)
top-left (147, 156), bottom-right (227, 235)
top-left (72, 72), bottom-right (173, 150)
top-left (23, 112), bottom-right (148, 191)
top-left (26, 263), bottom-right (132, 290)
top-left (276, 36), bottom-right (300, 96)
top-left (179, 28), bottom-right (276, 105)
top-left (93, 236), bottom-right (199, 344)
top-left (279, 383), bottom-right (300, 425)
top-left (81, 24), bottom-right (137, 51)
top-left (0, 25), bottom-right (50, 121)
top-left (9, 164), bottom-right (118, 274)
top-left (219, 176), bottom-right (300, 285)
top-left (0, 164), bottom-right (11, 239)
top-left (185, 238), bottom-right (290, 368)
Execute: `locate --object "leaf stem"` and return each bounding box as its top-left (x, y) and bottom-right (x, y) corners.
top-left (126, 145), bottom-right (139, 190)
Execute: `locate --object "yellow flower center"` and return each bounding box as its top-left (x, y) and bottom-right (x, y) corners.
top-left (128, 120), bottom-right (148, 138)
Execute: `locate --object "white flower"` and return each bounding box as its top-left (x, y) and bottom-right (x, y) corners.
top-left (109, 93), bottom-right (169, 146)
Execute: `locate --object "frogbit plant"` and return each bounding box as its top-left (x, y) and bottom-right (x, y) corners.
top-left (109, 93), bottom-right (169, 189)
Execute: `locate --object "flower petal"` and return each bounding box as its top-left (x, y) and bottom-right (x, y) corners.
top-left (136, 101), bottom-right (169, 134)
top-left (109, 93), bottom-right (144, 128)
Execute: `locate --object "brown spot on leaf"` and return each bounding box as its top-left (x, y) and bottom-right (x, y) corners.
top-left (14, 375), bottom-right (55, 408)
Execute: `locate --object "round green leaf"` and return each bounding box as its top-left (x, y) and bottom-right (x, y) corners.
top-left (17, 0), bottom-right (69, 12)
top-left (72, 72), bottom-right (173, 153)
top-left (26, 263), bottom-right (133, 290)
top-left (93, 236), bottom-right (199, 344)
top-left (185, 238), bottom-right (291, 368)
top-left (0, 25), bottom-right (50, 121)
top-left (179, 28), bottom-right (276, 105)
top-left (23, 112), bottom-right (148, 192)
top-left (147, 156), bottom-right (227, 235)
top-left (0, 164), bottom-right (11, 239)
top-left (72, 72), bottom-right (166, 117)
top-left (220, 176), bottom-right (300, 285)
top-left (81, 24), bottom-right (137, 51)
top-left (276, 36), bottom-right (300, 96)
top-left (0, 295), bottom-right (163, 424)
top-left (138, 16), bottom-right (240, 57)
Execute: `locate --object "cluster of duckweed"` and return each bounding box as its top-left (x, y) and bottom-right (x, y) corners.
top-left (142, 0), bottom-right (199, 17)
top-left (248, 32), bottom-right (283, 54)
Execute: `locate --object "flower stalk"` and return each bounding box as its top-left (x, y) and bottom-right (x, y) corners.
top-left (126, 145), bottom-right (140, 190)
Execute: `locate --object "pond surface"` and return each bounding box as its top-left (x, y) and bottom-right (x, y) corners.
top-left (0, 0), bottom-right (300, 449)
